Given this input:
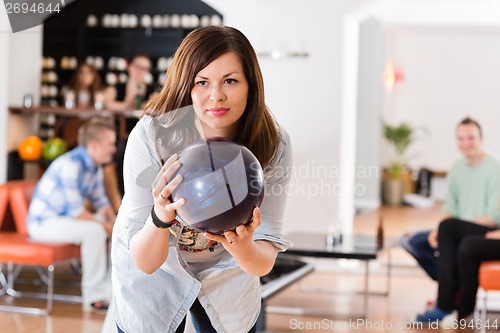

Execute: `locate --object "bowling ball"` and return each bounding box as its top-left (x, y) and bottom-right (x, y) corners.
top-left (42, 137), bottom-right (68, 161)
top-left (18, 136), bottom-right (43, 161)
top-left (171, 138), bottom-right (265, 235)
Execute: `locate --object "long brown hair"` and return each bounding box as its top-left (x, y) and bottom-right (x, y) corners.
top-left (69, 63), bottom-right (102, 104)
top-left (143, 26), bottom-right (280, 167)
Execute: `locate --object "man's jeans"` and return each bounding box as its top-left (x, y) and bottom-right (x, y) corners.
top-left (401, 229), bottom-right (438, 281)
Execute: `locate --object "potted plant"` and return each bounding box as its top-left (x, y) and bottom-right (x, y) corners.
top-left (382, 122), bottom-right (414, 206)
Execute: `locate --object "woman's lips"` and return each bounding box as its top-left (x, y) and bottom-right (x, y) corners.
top-left (208, 108), bottom-right (229, 116)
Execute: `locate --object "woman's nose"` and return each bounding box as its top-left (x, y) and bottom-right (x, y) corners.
top-left (209, 86), bottom-right (225, 102)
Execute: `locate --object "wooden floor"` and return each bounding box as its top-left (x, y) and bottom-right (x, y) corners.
top-left (1, 204), bottom-right (498, 332)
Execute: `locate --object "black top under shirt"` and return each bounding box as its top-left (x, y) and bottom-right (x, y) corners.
top-left (114, 83), bottom-right (157, 133)
top-left (114, 83), bottom-right (157, 104)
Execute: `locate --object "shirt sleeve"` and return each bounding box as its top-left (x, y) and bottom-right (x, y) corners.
top-left (253, 127), bottom-right (293, 252)
top-left (485, 163), bottom-right (500, 225)
top-left (58, 158), bottom-right (87, 218)
top-left (119, 118), bottom-right (161, 245)
top-left (443, 165), bottom-right (458, 217)
top-left (89, 167), bottom-right (111, 211)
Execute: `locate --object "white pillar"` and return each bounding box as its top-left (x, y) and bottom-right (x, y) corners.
top-left (338, 15), bottom-right (360, 236)
top-left (0, 10), bottom-right (11, 183)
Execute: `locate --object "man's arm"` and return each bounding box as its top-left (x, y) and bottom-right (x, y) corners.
top-left (75, 207), bottom-right (115, 236)
top-left (472, 215), bottom-right (497, 228)
top-left (103, 163), bottom-right (122, 213)
top-left (103, 86), bottom-right (133, 111)
top-left (486, 230), bottom-right (500, 239)
top-left (98, 205), bottom-right (116, 224)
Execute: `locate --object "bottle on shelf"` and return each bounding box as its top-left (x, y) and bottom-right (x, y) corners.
top-left (376, 216), bottom-right (384, 249)
top-left (94, 91), bottom-right (104, 110)
top-left (134, 83), bottom-right (144, 110)
top-left (64, 90), bottom-right (75, 109)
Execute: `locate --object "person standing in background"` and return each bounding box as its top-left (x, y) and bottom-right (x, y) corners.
top-left (103, 55), bottom-right (156, 196)
top-left (58, 63), bottom-right (104, 148)
top-left (103, 55), bottom-right (155, 112)
top-left (62, 63), bottom-right (103, 110)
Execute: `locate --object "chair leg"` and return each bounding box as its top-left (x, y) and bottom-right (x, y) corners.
top-left (5, 263), bottom-right (24, 296)
top-left (0, 264), bottom-right (54, 315)
top-left (0, 265), bottom-right (82, 316)
top-left (35, 266), bottom-right (50, 285)
top-left (474, 293), bottom-right (479, 321)
top-left (46, 264), bottom-right (54, 314)
top-left (481, 291), bottom-right (488, 333)
top-left (5, 262), bottom-right (16, 296)
top-left (0, 264), bottom-right (7, 295)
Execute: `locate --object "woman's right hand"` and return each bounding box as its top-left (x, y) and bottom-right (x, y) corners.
top-left (151, 153), bottom-right (185, 223)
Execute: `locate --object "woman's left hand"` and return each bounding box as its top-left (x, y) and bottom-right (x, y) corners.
top-left (204, 207), bottom-right (261, 254)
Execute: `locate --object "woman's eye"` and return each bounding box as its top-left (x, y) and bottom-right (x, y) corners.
top-left (225, 79), bottom-right (237, 84)
top-left (195, 81), bottom-right (208, 86)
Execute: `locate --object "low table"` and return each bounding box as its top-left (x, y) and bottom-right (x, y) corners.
top-left (256, 255), bottom-right (314, 332)
top-left (266, 232), bottom-right (393, 319)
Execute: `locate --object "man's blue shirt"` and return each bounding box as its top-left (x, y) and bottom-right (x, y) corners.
top-left (27, 145), bottom-right (110, 226)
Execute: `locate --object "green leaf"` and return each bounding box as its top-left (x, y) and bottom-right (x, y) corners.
top-left (383, 122), bottom-right (414, 178)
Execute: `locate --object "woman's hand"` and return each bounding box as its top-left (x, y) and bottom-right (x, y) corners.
top-left (205, 207), bottom-right (261, 256)
top-left (205, 207), bottom-right (277, 276)
top-left (151, 153), bottom-right (185, 222)
top-left (130, 154), bottom-right (185, 273)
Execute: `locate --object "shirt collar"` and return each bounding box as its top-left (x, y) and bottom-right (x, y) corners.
top-left (74, 145), bottom-right (97, 171)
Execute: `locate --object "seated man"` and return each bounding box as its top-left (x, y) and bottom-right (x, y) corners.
top-left (27, 118), bottom-right (117, 313)
top-left (406, 117), bottom-right (500, 323)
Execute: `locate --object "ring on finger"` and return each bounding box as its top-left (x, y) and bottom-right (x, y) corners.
top-left (160, 192), bottom-right (168, 200)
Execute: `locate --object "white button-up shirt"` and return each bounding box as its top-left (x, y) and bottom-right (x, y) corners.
top-left (112, 115), bottom-right (292, 333)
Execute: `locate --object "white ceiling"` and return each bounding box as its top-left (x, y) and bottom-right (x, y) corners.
top-left (353, 0), bottom-right (500, 27)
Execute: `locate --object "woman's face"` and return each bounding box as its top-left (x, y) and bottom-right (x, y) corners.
top-left (191, 52), bottom-right (249, 138)
top-left (78, 65), bottom-right (95, 88)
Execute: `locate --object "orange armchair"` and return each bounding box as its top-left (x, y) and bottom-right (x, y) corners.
top-left (0, 184), bottom-right (9, 292)
top-left (476, 261), bottom-right (500, 329)
top-left (0, 184), bottom-right (7, 223)
top-left (0, 180), bottom-right (81, 315)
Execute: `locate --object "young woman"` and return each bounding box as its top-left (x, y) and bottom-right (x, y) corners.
top-left (63, 63), bottom-right (103, 109)
top-left (111, 26), bottom-right (292, 333)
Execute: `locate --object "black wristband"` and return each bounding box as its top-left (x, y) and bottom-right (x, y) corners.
top-left (151, 206), bottom-right (175, 229)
